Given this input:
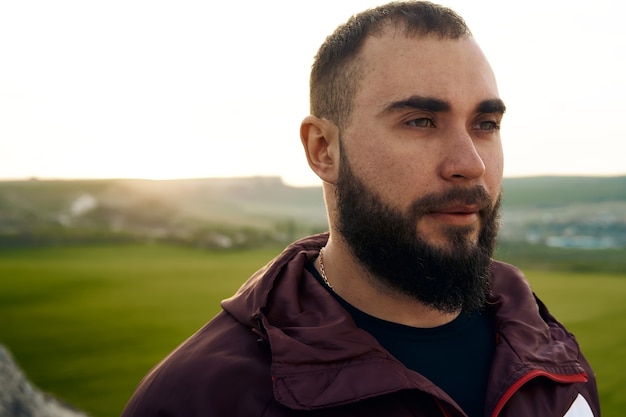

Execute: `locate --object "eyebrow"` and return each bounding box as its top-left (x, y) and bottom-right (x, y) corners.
top-left (381, 95), bottom-right (506, 115)
top-left (476, 98), bottom-right (507, 115)
top-left (382, 95), bottom-right (450, 114)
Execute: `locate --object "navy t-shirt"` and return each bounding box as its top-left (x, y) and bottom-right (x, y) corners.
top-left (306, 261), bottom-right (495, 417)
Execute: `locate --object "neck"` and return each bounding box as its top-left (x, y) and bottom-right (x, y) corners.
top-left (318, 237), bottom-right (460, 328)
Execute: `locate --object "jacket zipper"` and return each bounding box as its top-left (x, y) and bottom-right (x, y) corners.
top-left (491, 369), bottom-right (588, 417)
top-left (435, 398), bottom-right (455, 417)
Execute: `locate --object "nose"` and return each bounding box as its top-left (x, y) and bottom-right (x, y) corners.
top-left (438, 130), bottom-right (486, 182)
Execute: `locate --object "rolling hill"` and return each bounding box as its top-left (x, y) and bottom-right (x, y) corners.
top-left (1, 175), bottom-right (624, 249)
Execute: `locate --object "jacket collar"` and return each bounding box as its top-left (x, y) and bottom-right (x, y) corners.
top-left (222, 234), bottom-right (586, 411)
top-left (484, 262), bottom-right (589, 414)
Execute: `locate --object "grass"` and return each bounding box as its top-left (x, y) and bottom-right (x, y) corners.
top-left (0, 244), bottom-right (281, 417)
top-left (0, 244), bottom-right (623, 416)
top-left (521, 269), bottom-right (626, 414)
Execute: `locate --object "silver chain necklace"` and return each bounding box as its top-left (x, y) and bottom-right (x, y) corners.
top-left (318, 247), bottom-right (334, 291)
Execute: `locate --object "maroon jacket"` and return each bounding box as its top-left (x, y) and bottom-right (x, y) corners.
top-left (122, 234), bottom-right (600, 417)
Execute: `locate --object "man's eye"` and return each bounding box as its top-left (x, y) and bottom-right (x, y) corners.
top-left (407, 118), bottom-right (435, 128)
top-left (474, 121), bottom-right (500, 131)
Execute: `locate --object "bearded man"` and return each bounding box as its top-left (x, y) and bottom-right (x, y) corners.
top-left (123, 2), bottom-right (600, 416)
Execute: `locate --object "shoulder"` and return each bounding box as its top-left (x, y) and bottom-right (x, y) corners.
top-left (122, 311), bottom-right (278, 417)
top-left (489, 260), bottom-right (535, 305)
top-left (491, 260), bottom-right (527, 283)
top-left (489, 260), bottom-right (560, 326)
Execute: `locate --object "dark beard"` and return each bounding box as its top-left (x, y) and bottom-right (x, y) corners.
top-left (336, 152), bottom-right (501, 313)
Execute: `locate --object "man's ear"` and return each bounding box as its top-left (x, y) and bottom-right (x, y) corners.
top-left (300, 115), bottom-right (340, 184)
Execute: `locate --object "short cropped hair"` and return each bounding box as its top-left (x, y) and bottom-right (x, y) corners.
top-left (310, 1), bottom-right (471, 130)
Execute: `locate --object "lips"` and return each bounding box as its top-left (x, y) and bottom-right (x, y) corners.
top-left (425, 204), bottom-right (484, 226)
top-left (437, 205), bottom-right (481, 215)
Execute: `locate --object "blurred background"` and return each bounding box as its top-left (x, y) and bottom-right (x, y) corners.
top-left (1, 0), bottom-right (625, 184)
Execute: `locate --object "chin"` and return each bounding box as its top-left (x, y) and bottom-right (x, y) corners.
top-left (419, 225), bottom-right (480, 252)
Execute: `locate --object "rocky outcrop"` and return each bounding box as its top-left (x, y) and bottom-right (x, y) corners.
top-left (0, 344), bottom-right (88, 417)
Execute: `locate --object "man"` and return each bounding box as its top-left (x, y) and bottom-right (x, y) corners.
top-left (122, 2), bottom-right (600, 416)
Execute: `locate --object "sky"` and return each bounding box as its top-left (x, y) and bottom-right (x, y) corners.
top-left (1, 0), bottom-right (624, 186)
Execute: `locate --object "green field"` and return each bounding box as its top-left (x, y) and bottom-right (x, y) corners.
top-left (0, 244), bottom-right (624, 416)
top-left (0, 244), bottom-right (281, 416)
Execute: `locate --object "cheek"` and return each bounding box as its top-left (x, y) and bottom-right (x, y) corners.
top-left (352, 149), bottom-right (398, 193)
top-left (342, 129), bottom-right (395, 179)
top-left (349, 140), bottom-right (436, 205)
top-left (479, 145), bottom-right (504, 192)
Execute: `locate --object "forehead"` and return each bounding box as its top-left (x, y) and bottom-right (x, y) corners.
top-left (353, 30), bottom-right (499, 112)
